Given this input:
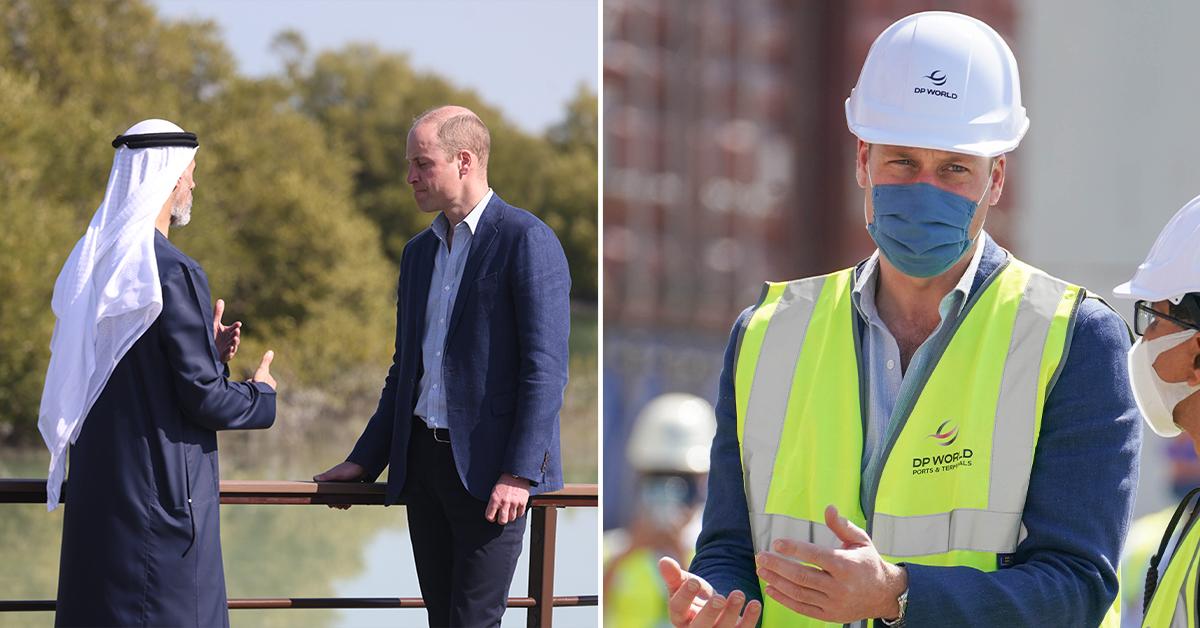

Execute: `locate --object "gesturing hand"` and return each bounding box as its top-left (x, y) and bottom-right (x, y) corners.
top-left (755, 505), bottom-right (907, 623)
top-left (212, 298), bottom-right (241, 363)
top-left (313, 461), bottom-right (366, 510)
top-left (659, 557), bottom-right (761, 628)
top-left (250, 350), bottom-right (276, 390)
top-left (485, 473), bottom-right (530, 525)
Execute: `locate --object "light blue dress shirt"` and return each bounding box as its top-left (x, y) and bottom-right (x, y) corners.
top-left (850, 232), bottom-right (987, 475)
top-left (414, 189), bottom-right (494, 430)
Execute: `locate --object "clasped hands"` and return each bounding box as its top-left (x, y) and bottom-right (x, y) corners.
top-left (661, 505), bottom-right (907, 627)
top-left (213, 298), bottom-right (275, 390)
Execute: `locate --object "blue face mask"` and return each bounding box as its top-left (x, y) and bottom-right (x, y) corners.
top-left (866, 166), bottom-right (990, 279)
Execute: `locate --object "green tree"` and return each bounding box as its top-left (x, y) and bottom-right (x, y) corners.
top-left (0, 68), bottom-right (86, 439)
top-left (0, 0), bottom-right (597, 456)
top-left (543, 85), bottom-right (599, 301)
top-left (180, 77), bottom-right (396, 385)
top-left (283, 38), bottom-right (598, 298)
top-left (0, 0), bottom-right (395, 439)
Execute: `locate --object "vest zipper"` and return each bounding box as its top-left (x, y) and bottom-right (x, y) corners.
top-left (860, 257), bottom-right (1012, 532)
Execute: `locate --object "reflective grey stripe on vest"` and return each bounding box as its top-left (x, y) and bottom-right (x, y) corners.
top-left (751, 512), bottom-right (840, 555)
top-left (1171, 594), bottom-right (1187, 628)
top-left (1169, 536), bottom-right (1200, 628)
top-left (987, 270), bottom-right (1070, 519)
top-left (741, 277), bottom-right (826, 524)
top-left (872, 509), bottom-right (1024, 557)
top-left (741, 268), bottom-right (1070, 558)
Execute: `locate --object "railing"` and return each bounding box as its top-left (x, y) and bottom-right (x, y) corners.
top-left (0, 479), bottom-right (598, 627)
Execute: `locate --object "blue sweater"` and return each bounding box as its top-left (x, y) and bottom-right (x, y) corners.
top-left (690, 240), bottom-right (1142, 627)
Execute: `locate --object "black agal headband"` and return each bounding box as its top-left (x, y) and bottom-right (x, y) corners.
top-left (111, 132), bottom-right (198, 150)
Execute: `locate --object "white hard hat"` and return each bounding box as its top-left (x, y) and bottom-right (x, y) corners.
top-left (626, 393), bottom-right (717, 474)
top-left (845, 11), bottom-right (1029, 158)
top-left (1114, 193), bottom-right (1200, 303)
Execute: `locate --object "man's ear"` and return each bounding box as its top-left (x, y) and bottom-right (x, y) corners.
top-left (1188, 334), bottom-right (1200, 387)
top-left (854, 140), bottom-right (870, 189)
top-left (458, 150), bottom-right (472, 177)
top-left (986, 154), bottom-right (1007, 207)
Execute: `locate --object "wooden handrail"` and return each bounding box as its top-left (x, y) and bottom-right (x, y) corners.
top-left (0, 479), bottom-right (598, 626)
top-left (0, 478), bottom-right (598, 507)
top-left (1, 596), bottom-right (600, 611)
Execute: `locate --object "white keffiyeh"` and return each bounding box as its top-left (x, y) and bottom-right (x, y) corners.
top-left (39, 119), bottom-right (198, 510)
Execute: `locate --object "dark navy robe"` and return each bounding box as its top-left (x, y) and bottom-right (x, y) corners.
top-left (55, 230), bottom-right (275, 628)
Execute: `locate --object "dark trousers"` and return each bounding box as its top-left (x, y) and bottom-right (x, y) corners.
top-left (404, 417), bottom-right (527, 628)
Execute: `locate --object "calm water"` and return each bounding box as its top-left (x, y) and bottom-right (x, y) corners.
top-left (0, 447), bottom-right (598, 628)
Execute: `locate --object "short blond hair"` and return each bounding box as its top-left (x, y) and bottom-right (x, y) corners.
top-left (413, 106), bottom-right (491, 170)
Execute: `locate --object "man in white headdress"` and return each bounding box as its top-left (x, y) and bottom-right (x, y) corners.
top-left (41, 119), bottom-right (278, 628)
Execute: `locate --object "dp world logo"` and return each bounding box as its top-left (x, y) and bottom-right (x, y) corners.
top-left (914, 70), bottom-right (958, 100)
top-left (928, 419), bottom-right (959, 447)
top-left (914, 419), bottom-right (973, 475)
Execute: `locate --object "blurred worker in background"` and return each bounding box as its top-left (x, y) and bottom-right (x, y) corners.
top-left (605, 394), bottom-right (716, 628)
top-left (661, 11), bottom-right (1140, 628)
top-left (1112, 194), bottom-right (1200, 627)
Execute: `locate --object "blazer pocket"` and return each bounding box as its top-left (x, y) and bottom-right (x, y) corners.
top-left (492, 391), bottom-right (517, 416)
top-left (472, 272), bottom-right (500, 304)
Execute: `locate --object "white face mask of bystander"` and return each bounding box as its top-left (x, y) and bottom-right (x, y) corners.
top-left (1128, 329), bottom-right (1200, 437)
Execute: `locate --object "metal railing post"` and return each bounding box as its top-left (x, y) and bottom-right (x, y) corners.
top-left (527, 505), bottom-right (559, 627)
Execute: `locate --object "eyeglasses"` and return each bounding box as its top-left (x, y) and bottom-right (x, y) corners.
top-left (1135, 299), bottom-right (1200, 336)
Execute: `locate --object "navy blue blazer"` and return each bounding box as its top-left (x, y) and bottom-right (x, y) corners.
top-left (348, 194), bottom-right (571, 504)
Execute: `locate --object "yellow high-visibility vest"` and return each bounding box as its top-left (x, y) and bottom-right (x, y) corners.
top-left (733, 258), bottom-right (1115, 627)
top-left (1142, 492), bottom-right (1200, 628)
top-left (1124, 506), bottom-right (1176, 621)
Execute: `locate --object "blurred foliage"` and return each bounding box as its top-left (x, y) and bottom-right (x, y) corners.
top-left (283, 37), bottom-right (599, 297)
top-left (0, 0), bottom-right (598, 451)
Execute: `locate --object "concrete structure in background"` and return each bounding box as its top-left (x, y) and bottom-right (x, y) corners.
top-left (603, 0), bottom-right (1017, 529)
top-left (1016, 0), bottom-right (1200, 518)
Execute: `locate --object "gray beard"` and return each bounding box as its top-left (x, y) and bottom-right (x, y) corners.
top-left (170, 198), bottom-right (192, 227)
